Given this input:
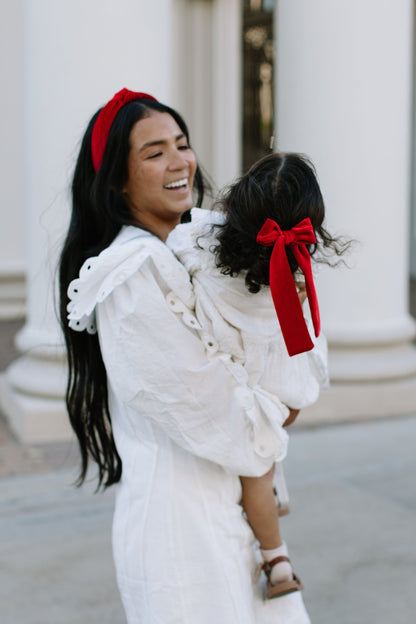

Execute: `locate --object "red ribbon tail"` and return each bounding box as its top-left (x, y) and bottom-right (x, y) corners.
top-left (269, 241), bottom-right (315, 356)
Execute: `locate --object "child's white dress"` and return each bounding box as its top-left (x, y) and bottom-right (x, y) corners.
top-left (168, 208), bottom-right (328, 511)
top-left (167, 207), bottom-right (328, 414)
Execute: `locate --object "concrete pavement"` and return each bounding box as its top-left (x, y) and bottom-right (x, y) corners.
top-left (283, 414), bottom-right (416, 624)
top-left (0, 412), bottom-right (415, 623)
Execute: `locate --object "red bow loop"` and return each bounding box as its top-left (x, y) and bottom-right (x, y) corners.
top-left (288, 218), bottom-right (317, 246)
top-left (91, 88), bottom-right (158, 172)
top-left (257, 217), bottom-right (316, 247)
top-left (256, 218), bottom-right (283, 246)
top-left (256, 217), bottom-right (320, 356)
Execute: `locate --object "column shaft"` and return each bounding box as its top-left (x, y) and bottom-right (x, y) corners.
top-left (0, 0), bottom-right (179, 442)
top-left (276, 0), bottom-right (416, 420)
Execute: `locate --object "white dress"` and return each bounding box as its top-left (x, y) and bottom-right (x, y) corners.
top-left (167, 208), bottom-right (328, 413)
top-left (167, 206), bottom-right (328, 516)
top-left (67, 223), bottom-right (312, 624)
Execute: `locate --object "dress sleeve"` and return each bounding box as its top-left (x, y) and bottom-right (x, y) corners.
top-left (96, 260), bottom-right (289, 477)
top-left (246, 320), bottom-right (329, 411)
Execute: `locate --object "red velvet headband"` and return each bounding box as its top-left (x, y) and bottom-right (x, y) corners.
top-left (256, 217), bottom-right (321, 357)
top-left (91, 87), bottom-right (158, 172)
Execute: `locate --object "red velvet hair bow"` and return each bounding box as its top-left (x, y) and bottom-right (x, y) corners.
top-left (256, 217), bottom-right (320, 356)
top-left (91, 87), bottom-right (158, 172)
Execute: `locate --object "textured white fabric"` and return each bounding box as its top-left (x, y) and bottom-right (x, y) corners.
top-left (168, 208), bottom-right (329, 510)
top-left (67, 224), bottom-right (311, 623)
top-left (168, 207), bottom-right (329, 410)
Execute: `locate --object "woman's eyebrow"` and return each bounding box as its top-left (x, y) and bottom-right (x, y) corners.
top-left (139, 133), bottom-right (186, 152)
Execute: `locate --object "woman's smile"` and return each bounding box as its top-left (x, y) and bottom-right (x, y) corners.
top-left (164, 177), bottom-right (190, 190)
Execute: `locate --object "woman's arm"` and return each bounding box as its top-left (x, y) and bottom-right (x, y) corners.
top-left (97, 264), bottom-right (289, 477)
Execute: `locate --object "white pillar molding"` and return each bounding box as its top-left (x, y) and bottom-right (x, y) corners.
top-left (0, 0), bottom-right (26, 320)
top-left (0, 0), bottom-right (179, 443)
top-left (0, 265), bottom-right (26, 320)
top-left (276, 0), bottom-right (416, 421)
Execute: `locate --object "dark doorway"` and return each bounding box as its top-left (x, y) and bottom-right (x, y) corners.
top-left (242, 0), bottom-right (275, 172)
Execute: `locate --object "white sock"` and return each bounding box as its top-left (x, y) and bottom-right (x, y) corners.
top-left (260, 542), bottom-right (293, 585)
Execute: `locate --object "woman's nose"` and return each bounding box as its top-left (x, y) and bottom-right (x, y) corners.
top-left (168, 149), bottom-right (188, 170)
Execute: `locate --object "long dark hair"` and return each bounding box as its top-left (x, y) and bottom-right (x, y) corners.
top-left (59, 97), bottom-right (206, 489)
top-left (214, 152), bottom-right (349, 293)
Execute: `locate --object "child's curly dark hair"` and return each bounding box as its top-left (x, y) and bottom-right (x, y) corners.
top-left (213, 152), bottom-right (349, 293)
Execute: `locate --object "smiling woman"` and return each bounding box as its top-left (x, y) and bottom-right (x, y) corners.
top-left (60, 87), bottom-right (207, 486)
top-left (58, 88), bottom-right (310, 624)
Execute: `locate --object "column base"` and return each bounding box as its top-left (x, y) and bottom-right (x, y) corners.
top-left (0, 269), bottom-right (26, 320)
top-left (0, 327), bottom-right (73, 444)
top-left (328, 342), bottom-right (416, 382)
top-left (299, 375), bottom-right (416, 427)
top-left (0, 372), bottom-right (73, 444)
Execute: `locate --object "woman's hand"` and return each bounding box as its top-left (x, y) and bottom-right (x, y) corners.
top-left (283, 408), bottom-right (300, 427)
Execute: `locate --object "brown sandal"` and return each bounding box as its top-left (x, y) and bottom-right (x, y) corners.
top-left (263, 556), bottom-right (304, 599)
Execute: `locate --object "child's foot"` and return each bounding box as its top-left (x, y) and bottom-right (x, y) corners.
top-left (261, 543), bottom-right (303, 599)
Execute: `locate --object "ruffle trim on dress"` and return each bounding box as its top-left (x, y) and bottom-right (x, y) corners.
top-left (67, 226), bottom-right (195, 334)
top-left (67, 245), bottom-right (151, 334)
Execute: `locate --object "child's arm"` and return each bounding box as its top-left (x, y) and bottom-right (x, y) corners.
top-left (295, 279), bottom-right (307, 305)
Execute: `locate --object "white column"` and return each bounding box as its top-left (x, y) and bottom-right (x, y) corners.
top-left (171, 0), bottom-right (215, 180)
top-left (0, 0), bottom-right (179, 443)
top-left (173, 0), bottom-right (242, 192)
top-left (276, 0), bottom-right (416, 422)
top-left (0, 0), bottom-right (26, 319)
top-left (211, 0), bottom-right (242, 188)
top-left (411, 15), bottom-right (416, 280)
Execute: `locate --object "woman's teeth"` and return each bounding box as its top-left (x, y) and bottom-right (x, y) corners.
top-left (164, 178), bottom-right (188, 189)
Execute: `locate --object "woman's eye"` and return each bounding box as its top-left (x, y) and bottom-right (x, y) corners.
top-left (178, 144), bottom-right (190, 151)
top-left (148, 151), bottom-right (162, 159)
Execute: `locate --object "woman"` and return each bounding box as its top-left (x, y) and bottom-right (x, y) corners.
top-left (59, 88), bottom-right (311, 623)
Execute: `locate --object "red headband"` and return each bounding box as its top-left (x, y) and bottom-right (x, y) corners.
top-left (91, 87), bottom-right (158, 172)
top-left (256, 217), bottom-right (321, 357)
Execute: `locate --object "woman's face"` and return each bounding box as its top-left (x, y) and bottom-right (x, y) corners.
top-left (123, 111), bottom-right (197, 240)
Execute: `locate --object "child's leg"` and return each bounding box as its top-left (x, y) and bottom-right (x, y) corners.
top-left (240, 465), bottom-right (281, 549)
top-left (240, 466), bottom-right (294, 587)
top-left (273, 461), bottom-right (290, 516)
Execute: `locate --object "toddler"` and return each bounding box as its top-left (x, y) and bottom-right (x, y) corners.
top-left (168, 152), bottom-right (345, 599)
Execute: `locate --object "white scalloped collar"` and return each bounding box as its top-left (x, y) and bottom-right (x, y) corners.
top-left (67, 225), bottom-right (194, 334)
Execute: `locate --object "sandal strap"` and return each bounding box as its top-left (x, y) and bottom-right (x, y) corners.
top-left (266, 574), bottom-right (304, 599)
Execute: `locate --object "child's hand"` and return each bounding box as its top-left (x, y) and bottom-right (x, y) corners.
top-left (295, 281), bottom-right (307, 306)
top-left (283, 408), bottom-right (300, 427)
